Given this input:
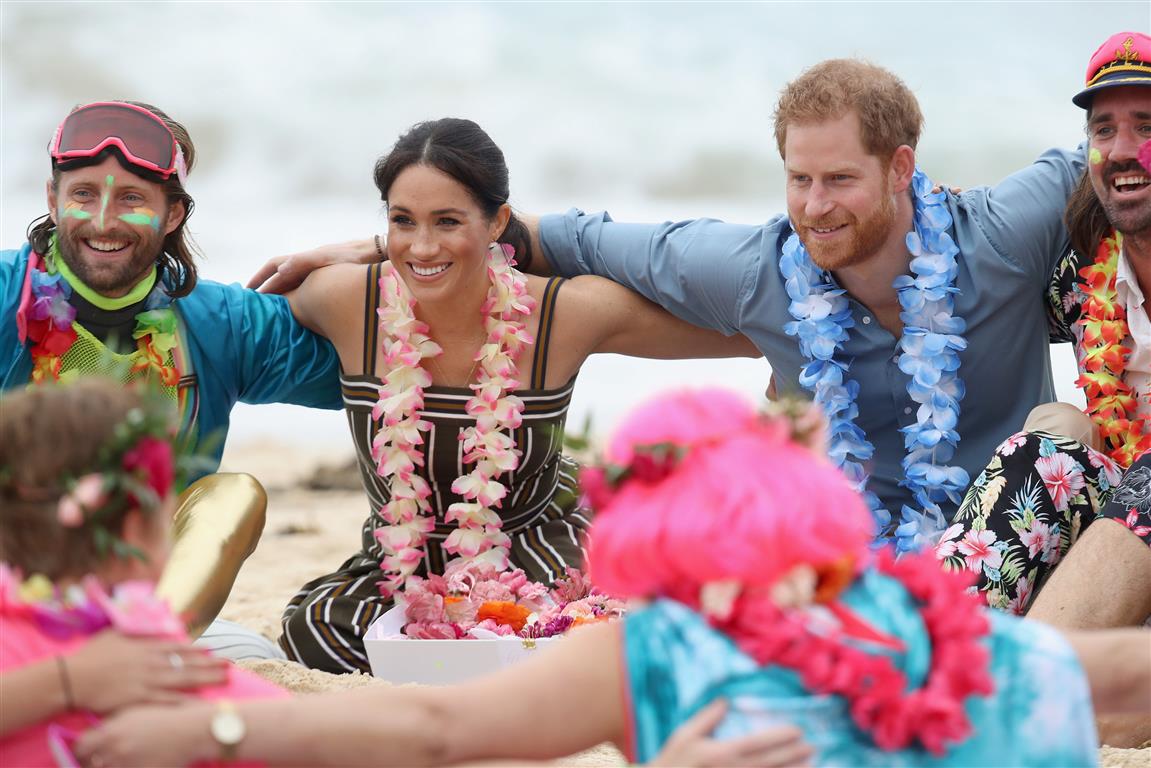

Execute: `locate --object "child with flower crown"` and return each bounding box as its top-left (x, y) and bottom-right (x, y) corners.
top-left (0, 378), bottom-right (287, 767)
top-left (78, 388), bottom-right (1149, 767)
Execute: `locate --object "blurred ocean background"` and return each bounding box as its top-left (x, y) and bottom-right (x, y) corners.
top-left (2, 1), bottom-right (1147, 461)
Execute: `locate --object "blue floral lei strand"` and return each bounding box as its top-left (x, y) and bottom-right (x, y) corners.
top-left (780, 169), bottom-right (969, 553)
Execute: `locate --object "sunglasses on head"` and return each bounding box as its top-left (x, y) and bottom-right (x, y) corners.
top-left (50, 102), bottom-right (187, 184)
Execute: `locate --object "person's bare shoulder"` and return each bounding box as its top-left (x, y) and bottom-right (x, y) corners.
top-left (289, 262), bottom-right (373, 341)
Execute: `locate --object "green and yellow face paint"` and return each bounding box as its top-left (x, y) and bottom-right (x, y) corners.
top-left (1089, 147), bottom-right (1103, 166)
top-left (58, 200), bottom-right (92, 221)
top-left (95, 174), bottom-right (115, 230)
top-left (119, 207), bottom-right (161, 232)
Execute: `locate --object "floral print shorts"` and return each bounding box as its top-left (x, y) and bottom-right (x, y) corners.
top-left (937, 430), bottom-right (1151, 614)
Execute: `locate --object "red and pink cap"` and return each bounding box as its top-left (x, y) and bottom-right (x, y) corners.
top-left (1073, 32), bottom-right (1151, 108)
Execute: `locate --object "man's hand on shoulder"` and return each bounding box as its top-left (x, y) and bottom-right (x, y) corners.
top-left (247, 237), bottom-right (380, 294)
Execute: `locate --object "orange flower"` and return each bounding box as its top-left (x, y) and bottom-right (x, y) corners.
top-left (1074, 231), bottom-right (1151, 467)
top-left (31, 354), bottom-right (61, 383)
top-left (476, 600), bottom-right (532, 633)
top-left (814, 556), bottom-right (856, 603)
top-left (1076, 370), bottom-right (1126, 399)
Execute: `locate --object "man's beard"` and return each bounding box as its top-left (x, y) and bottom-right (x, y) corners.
top-left (798, 192), bottom-right (896, 272)
top-left (56, 223), bottom-right (166, 295)
top-left (1097, 160), bottom-right (1151, 238)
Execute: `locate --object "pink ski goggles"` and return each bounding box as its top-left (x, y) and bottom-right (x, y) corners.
top-left (50, 102), bottom-right (186, 183)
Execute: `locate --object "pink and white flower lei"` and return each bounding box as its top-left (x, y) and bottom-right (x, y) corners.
top-left (371, 243), bottom-right (536, 597)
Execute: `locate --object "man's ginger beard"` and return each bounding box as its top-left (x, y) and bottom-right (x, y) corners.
top-left (797, 188), bottom-right (897, 272)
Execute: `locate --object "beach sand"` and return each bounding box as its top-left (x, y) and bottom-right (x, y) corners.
top-left (217, 444), bottom-right (1147, 768)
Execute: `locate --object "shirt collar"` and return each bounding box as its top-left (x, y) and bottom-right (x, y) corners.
top-left (1115, 245), bottom-right (1146, 309)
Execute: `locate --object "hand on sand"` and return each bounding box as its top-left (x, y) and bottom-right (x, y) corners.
top-left (247, 237), bottom-right (380, 294)
top-left (68, 630), bottom-right (227, 712)
top-left (648, 699), bottom-right (814, 767)
top-left (75, 701), bottom-right (215, 768)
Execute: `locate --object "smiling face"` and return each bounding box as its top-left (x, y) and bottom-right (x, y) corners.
top-left (385, 163), bottom-right (509, 303)
top-left (46, 155), bottom-right (184, 297)
top-left (1086, 86), bottom-right (1151, 238)
top-left (784, 111), bottom-right (901, 271)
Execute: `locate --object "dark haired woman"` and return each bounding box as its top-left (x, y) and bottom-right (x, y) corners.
top-left (279, 118), bottom-right (761, 673)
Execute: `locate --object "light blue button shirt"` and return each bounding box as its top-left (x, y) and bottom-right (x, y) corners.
top-left (540, 147), bottom-right (1084, 520)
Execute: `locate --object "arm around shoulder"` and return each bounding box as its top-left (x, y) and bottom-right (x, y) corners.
top-left (201, 279), bottom-right (343, 408)
top-left (558, 275), bottom-right (762, 362)
top-left (968, 143), bottom-right (1087, 282)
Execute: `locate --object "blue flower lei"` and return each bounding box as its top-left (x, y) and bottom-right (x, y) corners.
top-left (780, 169), bottom-right (969, 553)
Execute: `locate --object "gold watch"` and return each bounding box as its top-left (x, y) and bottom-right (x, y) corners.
top-left (209, 699), bottom-right (246, 761)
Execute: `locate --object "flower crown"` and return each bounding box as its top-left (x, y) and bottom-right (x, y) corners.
top-left (0, 393), bottom-right (183, 561)
top-left (580, 397), bottom-right (828, 512)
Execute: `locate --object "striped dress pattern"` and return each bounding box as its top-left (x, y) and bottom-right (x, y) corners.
top-left (280, 267), bottom-right (591, 673)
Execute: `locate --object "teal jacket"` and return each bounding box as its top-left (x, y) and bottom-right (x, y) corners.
top-left (1, 244), bottom-right (342, 479)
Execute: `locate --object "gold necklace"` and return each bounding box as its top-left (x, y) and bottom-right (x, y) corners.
top-left (427, 330), bottom-right (485, 386)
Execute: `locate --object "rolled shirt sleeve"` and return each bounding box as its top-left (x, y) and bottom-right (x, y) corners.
top-left (539, 208), bottom-right (787, 334)
top-left (956, 144), bottom-right (1086, 285)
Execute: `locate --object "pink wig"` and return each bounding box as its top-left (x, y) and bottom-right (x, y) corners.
top-left (585, 388), bottom-right (873, 605)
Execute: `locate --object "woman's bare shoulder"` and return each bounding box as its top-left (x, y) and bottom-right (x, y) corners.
top-left (302, 261), bottom-right (374, 294)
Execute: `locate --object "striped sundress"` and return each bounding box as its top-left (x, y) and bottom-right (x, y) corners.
top-left (280, 265), bottom-right (591, 673)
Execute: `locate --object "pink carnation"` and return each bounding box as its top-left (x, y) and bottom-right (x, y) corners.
top-left (444, 596), bottom-right (479, 624)
top-left (550, 568), bottom-right (595, 603)
top-left (405, 621), bottom-right (465, 639)
top-left (497, 569), bottom-right (529, 593)
top-left (515, 581), bottom-right (551, 612)
top-left (470, 581), bottom-right (514, 603)
top-left (561, 597), bottom-right (598, 619)
top-left (403, 591), bottom-right (447, 624)
top-left (405, 574), bottom-right (448, 597)
top-left (473, 619), bottom-right (516, 636)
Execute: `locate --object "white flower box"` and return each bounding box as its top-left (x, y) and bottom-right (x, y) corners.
top-left (364, 605), bottom-right (555, 685)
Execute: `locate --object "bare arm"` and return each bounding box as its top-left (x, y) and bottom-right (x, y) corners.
top-left (78, 621), bottom-right (812, 768)
top-left (75, 623), bottom-right (623, 767)
top-left (434, 621), bottom-right (626, 762)
top-left (249, 238), bottom-right (380, 294)
top-left (519, 213), bottom-right (554, 276)
top-left (1, 631), bottom-right (225, 736)
top-left (554, 275), bottom-right (762, 367)
top-left (0, 657), bottom-right (69, 735)
top-left (283, 262), bottom-right (367, 361)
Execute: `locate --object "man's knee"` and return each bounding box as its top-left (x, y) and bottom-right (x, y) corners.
top-left (175, 472), bottom-right (268, 557)
top-left (1023, 402), bottom-right (1100, 450)
top-left (1029, 517), bottom-right (1151, 627)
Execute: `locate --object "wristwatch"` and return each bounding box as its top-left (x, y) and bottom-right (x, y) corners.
top-left (209, 699), bottom-right (246, 761)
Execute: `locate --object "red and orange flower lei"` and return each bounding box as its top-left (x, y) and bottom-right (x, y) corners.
top-left (714, 550), bottom-right (993, 756)
top-left (25, 252), bottom-right (180, 387)
top-left (1075, 231), bottom-right (1151, 466)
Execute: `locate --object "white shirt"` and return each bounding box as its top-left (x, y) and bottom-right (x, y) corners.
top-left (1115, 247), bottom-right (1151, 421)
